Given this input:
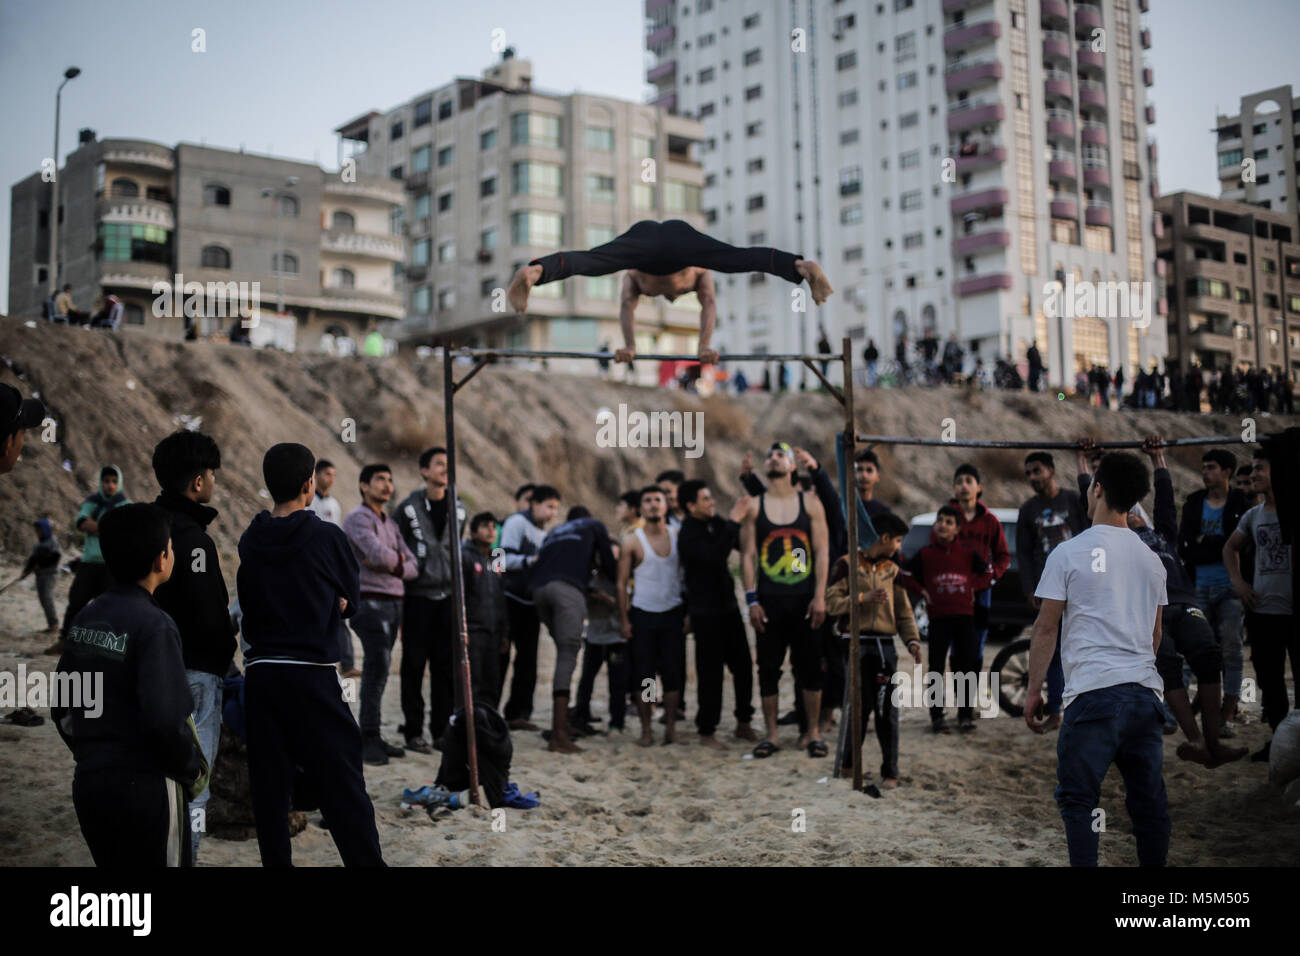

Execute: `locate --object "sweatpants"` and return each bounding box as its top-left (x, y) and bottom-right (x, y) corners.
top-left (401, 594), bottom-right (455, 742)
top-left (244, 662), bottom-right (384, 867)
top-left (500, 597), bottom-right (540, 721)
top-left (532, 579), bottom-right (587, 699)
top-left (529, 218), bottom-right (805, 285)
top-left (629, 605), bottom-right (687, 697)
top-left (1247, 611), bottom-right (1298, 729)
top-left (73, 768), bottom-right (190, 867)
top-left (60, 561), bottom-right (111, 640)
top-left (792, 620), bottom-right (839, 733)
top-left (692, 607), bottom-right (755, 736)
top-left (35, 569), bottom-right (58, 628)
top-left (841, 637), bottom-right (900, 780)
top-left (1154, 604), bottom-right (1222, 693)
top-left (755, 593), bottom-right (823, 697)
top-left (467, 627), bottom-right (501, 706)
top-left (927, 615), bottom-right (981, 722)
top-left (574, 642), bottom-right (630, 730)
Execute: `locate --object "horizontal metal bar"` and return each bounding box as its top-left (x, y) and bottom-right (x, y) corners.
top-left (855, 435), bottom-right (1243, 450)
top-left (457, 348), bottom-right (842, 363)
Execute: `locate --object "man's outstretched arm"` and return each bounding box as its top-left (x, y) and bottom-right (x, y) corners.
top-left (695, 271), bottom-right (718, 365)
top-left (616, 273), bottom-right (640, 363)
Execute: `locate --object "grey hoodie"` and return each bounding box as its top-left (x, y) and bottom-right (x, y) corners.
top-left (394, 488), bottom-right (466, 601)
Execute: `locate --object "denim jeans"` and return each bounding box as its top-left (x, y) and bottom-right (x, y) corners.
top-left (1055, 682), bottom-right (1170, 867)
top-left (351, 598), bottom-right (403, 736)
top-left (1195, 584), bottom-right (1244, 698)
top-left (186, 669), bottom-right (223, 863)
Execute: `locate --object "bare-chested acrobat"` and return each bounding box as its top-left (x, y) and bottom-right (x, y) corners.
top-left (506, 219), bottom-right (834, 365)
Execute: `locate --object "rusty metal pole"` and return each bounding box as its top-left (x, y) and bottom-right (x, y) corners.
top-left (841, 338), bottom-right (863, 792)
top-left (443, 344), bottom-right (481, 806)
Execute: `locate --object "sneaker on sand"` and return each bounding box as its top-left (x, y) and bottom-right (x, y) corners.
top-left (404, 736), bottom-right (433, 755)
top-left (380, 739), bottom-right (406, 758)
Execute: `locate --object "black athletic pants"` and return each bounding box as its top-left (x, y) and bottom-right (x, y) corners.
top-left (401, 595), bottom-right (455, 741)
top-left (843, 638), bottom-right (900, 780)
top-left (1154, 603), bottom-right (1222, 692)
top-left (574, 642), bottom-right (630, 730)
top-left (1248, 611), bottom-right (1299, 729)
top-left (467, 627), bottom-right (501, 708)
top-left (927, 615), bottom-right (981, 722)
top-left (692, 607), bottom-right (755, 735)
top-left (756, 593), bottom-right (824, 697)
top-left (245, 662), bottom-right (383, 867)
top-left (793, 620), bottom-right (841, 733)
top-left (73, 768), bottom-right (191, 867)
top-left (61, 561), bottom-right (111, 640)
top-left (500, 598), bottom-right (540, 721)
top-left (529, 219), bottom-right (804, 285)
top-left (629, 606), bottom-right (687, 696)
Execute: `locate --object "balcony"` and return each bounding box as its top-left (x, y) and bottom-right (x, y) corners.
top-left (1145, 104), bottom-right (1156, 125)
top-left (1050, 197), bottom-right (1079, 219)
top-left (945, 60), bottom-right (1002, 92)
top-left (954, 144), bottom-right (1006, 173)
top-left (653, 91), bottom-right (677, 112)
top-left (1143, 66), bottom-right (1154, 86)
top-left (647, 59), bottom-right (677, 83)
top-left (943, 20), bottom-right (1001, 52)
top-left (1043, 30), bottom-right (1072, 62)
top-left (646, 0), bottom-right (672, 11)
top-left (1041, 0), bottom-right (1068, 25)
top-left (1190, 328), bottom-right (1235, 353)
top-left (646, 23), bottom-right (675, 48)
top-left (1150, 177), bottom-right (1160, 199)
top-left (1149, 140), bottom-right (1158, 163)
top-left (320, 285), bottom-right (404, 318)
top-left (947, 101), bottom-right (1005, 132)
top-left (1079, 79), bottom-right (1107, 109)
top-left (1077, 46), bottom-right (1105, 72)
top-left (96, 197), bottom-right (175, 231)
top-left (101, 141), bottom-right (175, 171)
top-left (1153, 216), bottom-right (1164, 239)
top-left (957, 273), bottom-right (1013, 295)
top-left (1046, 110), bottom-right (1076, 140)
top-left (1085, 200), bottom-right (1112, 226)
top-left (942, 0), bottom-right (988, 9)
top-left (1081, 121), bottom-right (1109, 145)
top-left (1075, 5), bottom-right (1103, 34)
top-left (953, 230), bottom-right (1011, 255)
top-left (1049, 157), bottom-right (1078, 182)
top-left (951, 187), bottom-right (1009, 216)
top-left (1139, 0), bottom-right (1149, 10)
top-left (97, 260), bottom-right (173, 291)
top-left (1141, 28), bottom-right (1152, 49)
top-left (324, 178), bottom-right (406, 206)
top-left (1155, 258), bottom-right (1167, 278)
top-left (1084, 166), bottom-right (1111, 187)
top-left (321, 229), bottom-right (405, 262)
top-left (405, 170), bottom-right (430, 191)
top-left (1045, 72), bottom-right (1074, 100)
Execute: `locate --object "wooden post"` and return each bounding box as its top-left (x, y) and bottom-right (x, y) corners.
top-left (442, 344), bottom-right (481, 806)
top-left (841, 337), bottom-right (863, 792)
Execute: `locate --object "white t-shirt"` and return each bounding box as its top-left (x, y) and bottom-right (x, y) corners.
top-left (1035, 524), bottom-right (1167, 709)
top-left (1236, 503), bottom-right (1292, 615)
top-left (308, 493), bottom-right (342, 526)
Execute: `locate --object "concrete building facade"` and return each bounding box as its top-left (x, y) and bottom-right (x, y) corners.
top-left (1216, 85), bottom-right (1300, 225)
top-left (646, 0), bottom-right (1164, 387)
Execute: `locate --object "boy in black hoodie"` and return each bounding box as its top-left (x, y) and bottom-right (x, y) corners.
top-left (53, 503), bottom-right (208, 867)
top-left (151, 430), bottom-right (236, 863)
top-left (237, 443), bottom-right (383, 867)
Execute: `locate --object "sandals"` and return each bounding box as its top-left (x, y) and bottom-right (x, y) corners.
top-left (752, 740), bottom-right (780, 758)
top-left (806, 740), bottom-right (829, 758)
top-left (3, 707), bottom-right (44, 727)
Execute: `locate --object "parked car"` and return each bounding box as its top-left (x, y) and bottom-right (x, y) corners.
top-left (897, 508), bottom-right (1037, 642)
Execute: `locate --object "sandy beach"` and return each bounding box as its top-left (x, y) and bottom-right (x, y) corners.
top-left (3, 561), bottom-right (1296, 867)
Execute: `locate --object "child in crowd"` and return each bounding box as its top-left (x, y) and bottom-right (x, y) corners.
top-left (462, 512), bottom-right (507, 704)
top-left (22, 518), bottom-right (62, 632)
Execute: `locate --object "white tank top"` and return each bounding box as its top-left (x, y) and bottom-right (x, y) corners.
top-left (631, 525), bottom-right (683, 613)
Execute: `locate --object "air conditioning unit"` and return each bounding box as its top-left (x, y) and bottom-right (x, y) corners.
top-left (477, 249), bottom-right (492, 263)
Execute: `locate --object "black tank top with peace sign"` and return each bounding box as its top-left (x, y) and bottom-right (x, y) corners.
top-left (756, 492), bottom-right (813, 598)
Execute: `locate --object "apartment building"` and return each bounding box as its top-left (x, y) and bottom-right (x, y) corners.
top-left (334, 52), bottom-right (707, 376)
top-left (1216, 85), bottom-right (1300, 224)
top-left (1157, 190), bottom-right (1300, 383)
top-left (646, 0), bottom-right (1164, 387)
top-left (8, 132), bottom-right (404, 347)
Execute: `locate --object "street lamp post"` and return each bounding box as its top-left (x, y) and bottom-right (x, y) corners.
top-left (47, 66), bottom-right (81, 297)
top-left (262, 176), bottom-right (299, 315)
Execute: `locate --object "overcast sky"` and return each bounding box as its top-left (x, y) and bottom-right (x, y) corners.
top-left (1, 0), bottom-right (1297, 313)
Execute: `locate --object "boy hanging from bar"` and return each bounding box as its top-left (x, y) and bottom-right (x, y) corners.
top-left (506, 219), bottom-right (834, 365)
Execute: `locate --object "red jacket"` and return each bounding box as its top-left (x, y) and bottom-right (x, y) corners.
top-left (935, 499), bottom-right (1010, 584)
top-left (902, 539), bottom-right (990, 617)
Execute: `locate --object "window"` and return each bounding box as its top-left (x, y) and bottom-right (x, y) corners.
top-left (1264, 293), bottom-right (1280, 309)
top-left (699, 32), bottom-right (716, 47)
top-left (97, 223), bottom-right (171, 263)
top-left (1286, 258), bottom-right (1300, 278)
top-left (480, 227), bottom-right (497, 251)
top-left (633, 182), bottom-right (656, 208)
top-left (511, 112), bottom-right (563, 148)
top-left (899, 112), bottom-right (919, 128)
top-left (844, 245), bottom-right (863, 262)
top-left (390, 165), bottom-right (404, 180)
top-left (1262, 258), bottom-right (1277, 274)
top-left (839, 166), bottom-right (862, 195)
top-left (1290, 294), bottom-right (1300, 312)
top-left (411, 285), bottom-right (432, 313)
top-left (746, 121), bottom-right (764, 137)
top-left (903, 232), bottom-right (923, 249)
top-left (1252, 122), bottom-right (1266, 134)
top-left (743, 13), bottom-right (759, 28)
top-left (272, 252), bottom-right (298, 276)
top-left (124, 303), bottom-right (144, 326)
top-left (438, 240), bottom-right (456, 263)
top-left (412, 145), bottom-right (431, 173)
top-left (511, 211), bottom-right (563, 247)
top-left (331, 210), bottom-right (355, 230)
top-left (390, 120), bottom-right (404, 140)
top-left (744, 48), bottom-right (761, 65)
top-left (841, 205), bottom-right (863, 224)
top-left (438, 288), bottom-right (455, 310)
top-left (438, 192), bottom-right (452, 213)
top-left (1219, 149), bottom-right (1243, 167)
top-left (587, 225), bottom-right (615, 247)
top-left (480, 176), bottom-right (497, 198)
top-left (747, 194), bottom-right (765, 211)
top-left (698, 67), bottom-right (716, 83)
top-left (633, 134), bottom-right (655, 158)
top-left (895, 0), bottom-right (914, 9)
top-left (666, 181), bottom-right (702, 212)
top-left (745, 85), bottom-right (762, 101)
top-left (900, 149), bottom-right (920, 168)
top-left (585, 127), bottom-right (614, 151)
top-left (1186, 277), bottom-right (1229, 299)
top-left (838, 89), bottom-right (858, 107)
top-left (414, 99), bottom-right (432, 128)
top-left (897, 72), bottom-right (917, 90)
top-left (586, 275), bottom-right (618, 300)
top-left (332, 267), bottom-right (355, 289)
top-left (1233, 251), bottom-right (1248, 265)
top-left (837, 52), bottom-right (857, 71)
top-left (586, 173), bottom-right (615, 202)
top-left (699, 102), bottom-right (716, 117)
top-left (900, 190), bottom-right (922, 210)
top-left (412, 239), bottom-right (430, 266)
top-left (204, 184), bottom-right (231, 206)
top-left (895, 32), bottom-right (916, 61)
top-left (275, 194), bottom-right (298, 217)
top-left (481, 277), bottom-right (498, 298)
top-left (413, 192), bottom-right (431, 220)
top-left (512, 161), bottom-right (564, 198)
top-left (747, 158), bottom-right (765, 174)
top-left (840, 129), bottom-right (859, 145)
top-left (1235, 287), bottom-right (1252, 304)
top-left (110, 178), bottom-right (139, 198)
top-left (480, 128), bottom-right (498, 151)
top-left (200, 245), bottom-right (231, 269)
top-left (438, 100), bottom-right (453, 121)
top-left (437, 145), bottom-right (454, 167)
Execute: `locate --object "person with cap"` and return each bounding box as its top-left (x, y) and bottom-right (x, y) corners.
top-left (0, 383), bottom-right (46, 476)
